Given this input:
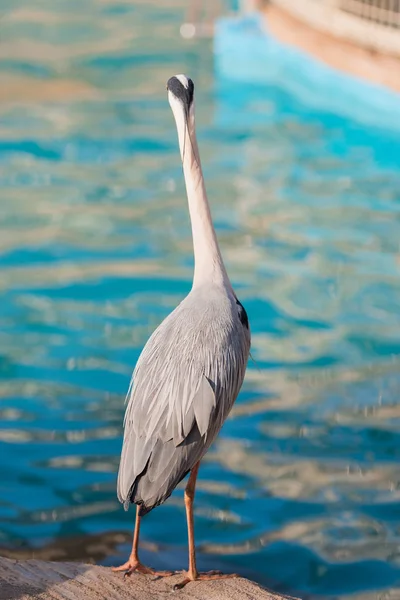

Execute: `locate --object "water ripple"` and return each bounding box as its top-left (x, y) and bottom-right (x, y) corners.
top-left (1, 1), bottom-right (400, 598)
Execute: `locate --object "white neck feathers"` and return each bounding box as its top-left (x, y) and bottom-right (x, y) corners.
top-left (169, 94), bottom-right (231, 290)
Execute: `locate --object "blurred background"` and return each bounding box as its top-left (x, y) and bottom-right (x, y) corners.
top-left (1, 1), bottom-right (400, 599)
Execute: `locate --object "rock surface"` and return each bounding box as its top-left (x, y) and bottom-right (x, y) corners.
top-left (0, 557), bottom-right (299, 600)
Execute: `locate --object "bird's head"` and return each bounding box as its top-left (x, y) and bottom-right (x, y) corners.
top-left (167, 74), bottom-right (194, 121)
top-left (167, 75), bottom-right (196, 162)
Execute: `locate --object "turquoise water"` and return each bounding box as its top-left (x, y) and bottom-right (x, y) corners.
top-left (1, 2), bottom-right (400, 599)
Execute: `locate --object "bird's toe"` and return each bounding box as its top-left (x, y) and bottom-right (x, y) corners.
top-left (111, 561), bottom-right (133, 573)
top-left (173, 577), bottom-right (191, 591)
top-left (173, 571), bottom-right (238, 589)
top-left (151, 569), bottom-right (175, 579)
top-left (111, 559), bottom-right (154, 577)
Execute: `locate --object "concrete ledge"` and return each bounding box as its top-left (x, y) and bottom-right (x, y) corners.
top-left (0, 556), bottom-right (299, 600)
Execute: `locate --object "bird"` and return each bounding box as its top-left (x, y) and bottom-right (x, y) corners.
top-left (111, 74), bottom-right (251, 589)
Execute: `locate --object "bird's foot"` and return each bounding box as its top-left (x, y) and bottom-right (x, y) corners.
top-left (173, 570), bottom-right (239, 590)
top-left (112, 558), bottom-right (173, 579)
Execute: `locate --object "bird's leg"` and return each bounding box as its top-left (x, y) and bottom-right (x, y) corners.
top-left (173, 462), bottom-right (239, 590)
top-left (185, 461), bottom-right (200, 580)
top-left (112, 505), bottom-right (172, 578)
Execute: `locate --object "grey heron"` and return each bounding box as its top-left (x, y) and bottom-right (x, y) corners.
top-left (112, 74), bottom-right (251, 589)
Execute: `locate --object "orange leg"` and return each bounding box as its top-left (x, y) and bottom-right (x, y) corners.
top-left (112, 505), bottom-right (172, 578)
top-left (173, 462), bottom-right (239, 590)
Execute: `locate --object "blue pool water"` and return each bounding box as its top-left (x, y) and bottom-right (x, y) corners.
top-left (1, 2), bottom-right (400, 599)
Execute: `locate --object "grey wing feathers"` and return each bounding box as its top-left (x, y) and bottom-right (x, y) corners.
top-left (117, 288), bottom-right (250, 515)
top-left (194, 377), bottom-right (216, 437)
top-left (117, 363), bottom-right (217, 512)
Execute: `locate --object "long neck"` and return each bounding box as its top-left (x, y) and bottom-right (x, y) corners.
top-left (181, 122), bottom-right (231, 290)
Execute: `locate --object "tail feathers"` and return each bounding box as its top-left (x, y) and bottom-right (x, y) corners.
top-left (118, 423), bottom-right (205, 515)
top-left (127, 466), bottom-right (191, 516)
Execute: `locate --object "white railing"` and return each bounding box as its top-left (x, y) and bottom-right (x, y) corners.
top-left (269, 0), bottom-right (400, 55)
top-left (340, 0), bottom-right (400, 28)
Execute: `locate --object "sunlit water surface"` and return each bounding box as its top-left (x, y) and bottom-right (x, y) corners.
top-left (1, 2), bottom-right (400, 599)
